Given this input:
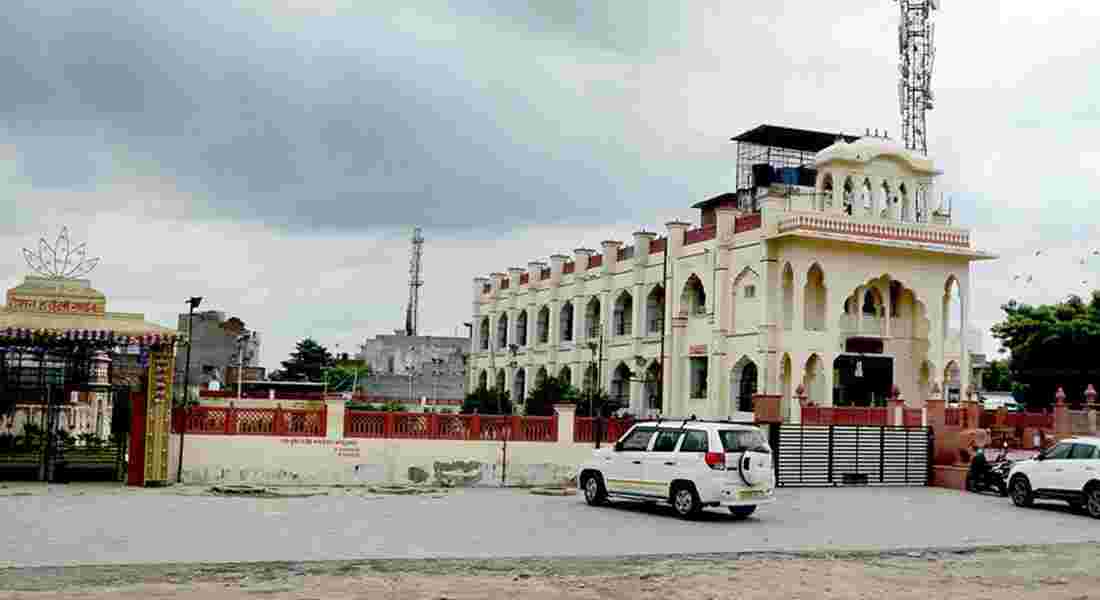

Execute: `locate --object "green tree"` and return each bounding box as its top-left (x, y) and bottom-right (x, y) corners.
top-left (323, 363), bottom-right (371, 392)
top-left (462, 386), bottom-right (512, 415)
top-left (991, 291), bottom-right (1100, 409)
top-left (280, 338), bottom-right (334, 382)
top-left (525, 375), bottom-right (580, 416)
top-left (983, 358), bottom-right (1014, 392)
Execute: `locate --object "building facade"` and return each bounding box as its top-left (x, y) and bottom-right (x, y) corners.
top-left (174, 311), bottom-right (260, 392)
top-left (469, 127), bottom-right (996, 420)
top-left (357, 333), bottom-right (467, 406)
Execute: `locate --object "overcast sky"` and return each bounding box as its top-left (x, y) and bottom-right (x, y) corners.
top-left (2, 1), bottom-right (1100, 369)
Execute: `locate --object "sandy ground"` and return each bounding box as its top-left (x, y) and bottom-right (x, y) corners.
top-left (2, 543), bottom-right (1099, 599)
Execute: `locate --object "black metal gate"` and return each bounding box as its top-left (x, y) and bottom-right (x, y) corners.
top-left (771, 424), bottom-right (932, 487)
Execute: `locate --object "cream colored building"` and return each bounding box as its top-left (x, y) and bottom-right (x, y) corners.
top-left (468, 126), bottom-right (996, 421)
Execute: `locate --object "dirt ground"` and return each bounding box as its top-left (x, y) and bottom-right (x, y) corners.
top-left (2, 543), bottom-right (1099, 599)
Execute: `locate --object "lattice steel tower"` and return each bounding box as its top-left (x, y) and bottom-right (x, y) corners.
top-left (404, 227), bottom-right (424, 337)
top-left (896, 0), bottom-right (938, 155)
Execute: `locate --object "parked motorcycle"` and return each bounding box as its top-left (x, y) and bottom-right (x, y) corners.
top-left (966, 442), bottom-right (1011, 497)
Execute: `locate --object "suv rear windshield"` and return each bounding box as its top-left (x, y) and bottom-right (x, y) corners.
top-left (719, 429), bottom-right (770, 454)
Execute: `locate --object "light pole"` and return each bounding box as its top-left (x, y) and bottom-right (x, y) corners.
top-left (507, 344), bottom-right (519, 415)
top-left (430, 357), bottom-right (444, 408)
top-left (235, 331), bottom-right (253, 403)
top-left (177, 296), bottom-right (202, 485)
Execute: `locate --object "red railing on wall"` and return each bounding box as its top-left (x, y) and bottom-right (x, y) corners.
top-left (588, 255), bottom-right (603, 269)
top-left (801, 406), bottom-right (888, 426)
top-left (519, 273), bottom-right (529, 285)
top-left (734, 213), bottom-right (762, 233)
top-left (574, 417), bottom-right (634, 443)
top-left (649, 237), bottom-right (667, 255)
top-left (342, 412), bottom-right (557, 442)
top-left (683, 224), bottom-right (716, 246)
top-left (903, 408), bottom-right (923, 427)
top-left (563, 261), bottom-right (575, 274)
top-left (945, 408), bottom-right (961, 427)
top-left (173, 406), bottom-right (326, 437)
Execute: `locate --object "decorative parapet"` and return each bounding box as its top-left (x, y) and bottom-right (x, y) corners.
top-left (734, 213), bottom-right (762, 234)
top-left (683, 224), bottom-right (716, 246)
top-left (776, 213), bottom-right (970, 248)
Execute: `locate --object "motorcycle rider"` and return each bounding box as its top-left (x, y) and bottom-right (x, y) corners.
top-left (967, 442), bottom-right (989, 490)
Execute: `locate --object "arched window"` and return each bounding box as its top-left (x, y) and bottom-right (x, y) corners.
top-left (513, 368), bottom-right (526, 404)
top-left (536, 306), bottom-right (550, 344)
top-left (611, 363), bottom-right (631, 405)
top-left (560, 365), bottom-right (573, 387)
top-left (559, 301), bottom-right (574, 342)
top-left (496, 313), bottom-right (509, 349)
top-left (781, 264), bottom-right (794, 330)
top-left (515, 310), bottom-right (528, 347)
top-left (681, 275), bottom-right (706, 316)
top-left (613, 291), bottom-right (633, 336)
top-left (479, 317), bottom-right (490, 350)
top-left (585, 297), bottom-right (601, 338)
top-left (535, 366), bottom-right (548, 389)
top-left (862, 289), bottom-right (881, 316)
top-left (820, 173), bottom-right (834, 210)
top-left (804, 264), bottom-right (826, 331)
top-left (646, 285), bottom-right (665, 335)
top-left (495, 369), bottom-right (506, 392)
top-left (478, 370), bottom-right (488, 390)
top-left (644, 361), bottom-right (662, 411)
top-left (737, 361), bottom-right (757, 413)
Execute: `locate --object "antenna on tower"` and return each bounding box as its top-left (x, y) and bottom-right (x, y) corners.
top-left (895, 0), bottom-right (938, 156)
top-left (404, 227), bottom-right (424, 337)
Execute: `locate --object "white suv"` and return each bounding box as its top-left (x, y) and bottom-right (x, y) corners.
top-left (577, 419), bottom-right (775, 519)
top-left (1007, 436), bottom-right (1100, 518)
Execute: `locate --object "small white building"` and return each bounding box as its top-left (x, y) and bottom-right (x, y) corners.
top-left (468, 125), bottom-right (996, 420)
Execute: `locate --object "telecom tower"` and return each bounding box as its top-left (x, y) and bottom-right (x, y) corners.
top-left (896, 0), bottom-right (938, 156)
top-left (404, 227), bottom-right (424, 337)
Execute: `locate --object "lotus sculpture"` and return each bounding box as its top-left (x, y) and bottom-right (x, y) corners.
top-left (21, 227), bottom-right (100, 280)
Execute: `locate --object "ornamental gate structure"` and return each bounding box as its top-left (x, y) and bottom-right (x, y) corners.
top-left (0, 229), bottom-right (179, 485)
top-left (770, 423), bottom-right (932, 487)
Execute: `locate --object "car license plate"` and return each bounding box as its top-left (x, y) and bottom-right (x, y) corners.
top-left (738, 489), bottom-right (766, 500)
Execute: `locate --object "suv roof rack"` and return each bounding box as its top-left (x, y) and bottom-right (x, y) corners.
top-left (634, 415), bottom-right (755, 426)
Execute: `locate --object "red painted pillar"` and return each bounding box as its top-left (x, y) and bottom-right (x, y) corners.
top-left (1054, 387), bottom-right (1070, 440)
top-left (126, 391), bottom-right (146, 486)
top-left (470, 414), bottom-right (481, 441)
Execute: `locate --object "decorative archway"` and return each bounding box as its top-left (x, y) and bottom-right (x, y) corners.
top-left (781, 263), bottom-right (794, 330)
top-left (479, 317), bottom-right (490, 350)
top-left (803, 354), bottom-right (825, 406)
top-left (804, 263), bottom-right (826, 331)
top-left (559, 364), bottom-right (573, 388)
top-left (496, 313), bottom-right (509, 349)
top-left (559, 301), bottom-right (574, 342)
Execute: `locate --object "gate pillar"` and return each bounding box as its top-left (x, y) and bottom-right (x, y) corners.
top-left (126, 345), bottom-right (175, 486)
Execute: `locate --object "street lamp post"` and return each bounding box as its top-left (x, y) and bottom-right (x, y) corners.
top-left (177, 296), bottom-right (202, 485)
top-left (430, 357), bottom-right (444, 409)
top-left (507, 344), bottom-right (519, 415)
top-left (235, 331), bottom-right (253, 404)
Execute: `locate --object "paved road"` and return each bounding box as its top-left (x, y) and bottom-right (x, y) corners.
top-left (3, 486), bottom-right (1098, 568)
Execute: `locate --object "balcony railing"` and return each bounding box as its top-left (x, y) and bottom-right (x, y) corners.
top-left (777, 212), bottom-right (970, 248)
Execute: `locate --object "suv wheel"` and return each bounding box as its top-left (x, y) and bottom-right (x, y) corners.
top-left (1086, 486), bottom-right (1100, 519)
top-left (1010, 475), bottom-right (1034, 508)
top-left (671, 483), bottom-right (701, 519)
top-left (728, 505), bottom-right (756, 519)
top-left (581, 472), bottom-right (607, 506)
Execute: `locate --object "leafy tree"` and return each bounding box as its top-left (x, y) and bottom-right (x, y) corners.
top-left (323, 364), bottom-right (371, 392)
top-left (991, 292), bottom-right (1100, 409)
top-left (575, 388), bottom-right (613, 417)
top-left (279, 338), bottom-right (334, 382)
top-left (982, 359), bottom-right (1014, 392)
top-left (462, 386), bottom-right (512, 415)
top-left (525, 375), bottom-right (580, 416)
